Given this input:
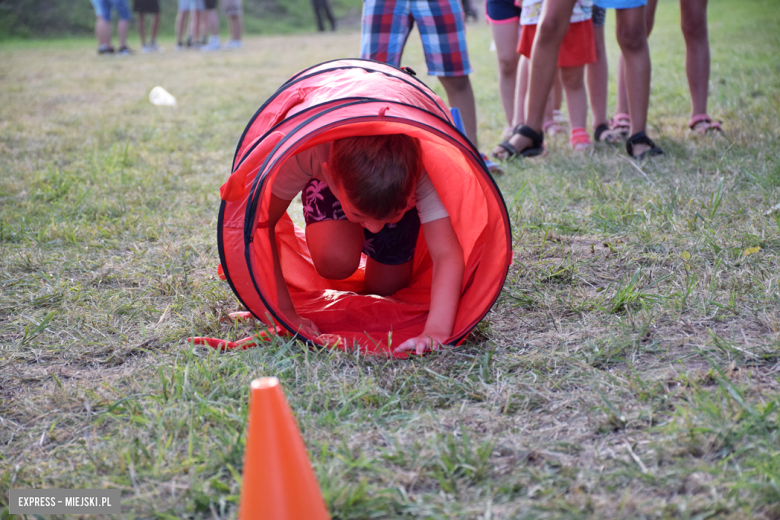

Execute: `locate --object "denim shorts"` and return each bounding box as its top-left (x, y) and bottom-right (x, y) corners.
top-left (301, 179), bottom-right (421, 266)
top-left (592, 4), bottom-right (605, 26)
top-left (100, 0), bottom-right (131, 20)
top-left (593, 0), bottom-right (646, 9)
top-left (178, 0), bottom-right (205, 11)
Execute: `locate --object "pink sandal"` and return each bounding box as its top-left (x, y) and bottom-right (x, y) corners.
top-left (689, 114), bottom-right (723, 134)
top-left (609, 112), bottom-right (631, 138)
top-left (570, 127), bottom-right (592, 151)
top-left (543, 119), bottom-right (565, 136)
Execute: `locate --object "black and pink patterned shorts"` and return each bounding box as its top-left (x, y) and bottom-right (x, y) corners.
top-left (301, 179), bottom-right (420, 266)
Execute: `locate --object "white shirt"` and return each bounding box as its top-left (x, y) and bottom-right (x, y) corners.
top-left (271, 142), bottom-right (449, 224)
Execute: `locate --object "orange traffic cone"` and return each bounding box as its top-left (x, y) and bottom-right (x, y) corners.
top-left (239, 377), bottom-right (330, 520)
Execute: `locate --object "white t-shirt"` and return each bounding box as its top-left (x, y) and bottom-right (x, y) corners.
top-left (271, 142), bottom-right (449, 224)
top-left (520, 0), bottom-right (593, 25)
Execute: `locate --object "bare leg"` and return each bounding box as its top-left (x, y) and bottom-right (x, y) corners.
top-left (616, 6), bottom-right (652, 154)
top-left (118, 19), bottom-right (129, 49)
top-left (512, 55), bottom-right (529, 127)
top-left (587, 23), bottom-right (609, 129)
top-left (490, 21), bottom-right (521, 133)
top-left (680, 0), bottom-right (710, 117)
top-left (553, 71), bottom-right (564, 113)
top-left (439, 75), bottom-right (479, 147)
top-left (365, 258), bottom-right (414, 296)
top-left (617, 0), bottom-right (656, 117)
top-left (189, 10), bottom-right (201, 43)
top-left (560, 66), bottom-right (588, 130)
top-left (176, 10), bottom-right (189, 45)
top-left (150, 13), bottom-right (159, 44)
top-left (230, 14), bottom-right (242, 41)
top-left (306, 220), bottom-right (364, 281)
top-left (497, 0), bottom-right (578, 156)
top-left (137, 13), bottom-right (146, 47)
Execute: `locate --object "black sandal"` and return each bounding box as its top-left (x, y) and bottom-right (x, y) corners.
top-left (594, 123), bottom-right (622, 144)
top-left (626, 131), bottom-right (664, 160)
top-left (492, 124), bottom-right (545, 160)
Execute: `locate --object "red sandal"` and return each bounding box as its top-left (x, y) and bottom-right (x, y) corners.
top-left (570, 127), bottom-right (592, 151)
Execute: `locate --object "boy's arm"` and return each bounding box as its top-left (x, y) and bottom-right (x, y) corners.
top-left (268, 194), bottom-right (321, 337)
top-left (394, 216), bottom-right (464, 355)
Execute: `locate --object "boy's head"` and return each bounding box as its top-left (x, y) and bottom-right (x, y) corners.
top-left (329, 134), bottom-right (422, 221)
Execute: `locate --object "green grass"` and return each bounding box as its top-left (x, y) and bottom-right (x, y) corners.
top-left (1, 0), bottom-right (780, 518)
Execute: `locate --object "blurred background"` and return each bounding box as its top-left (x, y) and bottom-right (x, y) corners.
top-left (0, 0), bottom-right (364, 39)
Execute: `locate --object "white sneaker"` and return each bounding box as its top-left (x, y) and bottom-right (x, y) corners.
top-left (142, 44), bottom-right (152, 53)
top-left (201, 36), bottom-right (221, 51)
top-left (148, 41), bottom-right (163, 53)
top-left (224, 39), bottom-right (242, 50)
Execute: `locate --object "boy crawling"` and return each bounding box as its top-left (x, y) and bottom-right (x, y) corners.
top-left (268, 134), bottom-right (464, 356)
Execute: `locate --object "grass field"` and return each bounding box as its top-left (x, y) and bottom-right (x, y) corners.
top-left (1, 0), bottom-right (779, 518)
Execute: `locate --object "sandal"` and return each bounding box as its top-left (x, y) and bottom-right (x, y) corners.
top-left (626, 131), bottom-right (664, 160)
top-left (543, 119), bottom-right (565, 136)
top-left (594, 123), bottom-right (623, 143)
top-left (610, 112), bottom-right (631, 138)
top-left (689, 114), bottom-right (723, 135)
top-left (492, 124), bottom-right (545, 160)
top-left (570, 128), bottom-right (592, 151)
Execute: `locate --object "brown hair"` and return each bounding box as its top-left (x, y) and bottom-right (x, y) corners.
top-left (329, 134), bottom-right (423, 219)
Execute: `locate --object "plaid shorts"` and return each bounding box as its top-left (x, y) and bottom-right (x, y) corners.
top-left (360, 0), bottom-right (472, 77)
top-left (302, 179), bottom-right (421, 266)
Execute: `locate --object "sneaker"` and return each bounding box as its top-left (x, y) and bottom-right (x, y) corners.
top-left (117, 46), bottom-right (132, 55)
top-left (148, 41), bottom-right (162, 53)
top-left (142, 44), bottom-right (152, 53)
top-left (201, 36), bottom-right (220, 51)
top-left (97, 45), bottom-right (115, 55)
top-left (224, 39), bottom-right (242, 50)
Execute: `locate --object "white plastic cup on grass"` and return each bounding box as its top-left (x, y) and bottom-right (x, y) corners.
top-left (149, 86), bottom-right (176, 107)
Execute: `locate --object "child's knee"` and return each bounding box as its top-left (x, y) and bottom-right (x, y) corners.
top-left (560, 66), bottom-right (584, 90)
top-left (617, 26), bottom-right (646, 54)
top-left (313, 251), bottom-right (360, 280)
top-left (681, 16), bottom-right (707, 42)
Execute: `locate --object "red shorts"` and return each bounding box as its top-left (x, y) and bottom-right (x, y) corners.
top-left (518, 19), bottom-right (596, 68)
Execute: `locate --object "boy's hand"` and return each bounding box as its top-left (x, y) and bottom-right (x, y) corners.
top-left (394, 332), bottom-right (448, 356)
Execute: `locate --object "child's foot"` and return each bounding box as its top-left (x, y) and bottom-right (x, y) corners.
top-left (224, 40), bottom-right (242, 49)
top-left (542, 119), bottom-right (565, 136)
top-left (626, 131), bottom-right (664, 160)
top-left (117, 46), bottom-right (132, 55)
top-left (570, 128), bottom-right (592, 152)
top-left (610, 112), bottom-right (631, 138)
top-left (689, 114), bottom-right (723, 134)
top-left (593, 123), bottom-right (623, 144)
top-left (480, 153), bottom-right (504, 176)
top-left (97, 44), bottom-right (114, 55)
top-left (491, 125), bottom-right (545, 161)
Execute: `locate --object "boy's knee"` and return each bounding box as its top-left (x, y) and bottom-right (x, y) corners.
top-left (439, 75), bottom-right (471, 94)
top-left (313, 251), bottom-right (360, 280)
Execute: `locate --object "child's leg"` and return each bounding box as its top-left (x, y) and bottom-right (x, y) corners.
top-left (615, 6), bottom-right (651, 138)
top-left (498, 0), bottom-right (578, 155)
top-left (616, 0), bottom-right (656, 121)
top-left (560, 65), bottom-right (588, 130)
top-left (151, 12), bottom-right (160, 43)
top-left (512, 55), bottom-right (529, 128)
top-left (137, 12), bottom-right (146, 46)
top-left (490, 20), bottom-right (521, 133)
top-left (439, 76), bottom-right (479, 147)
top-left (365, 259), bottom-right (414, 296)
top-left (306, 220), bottom-right (365, 280)
top-left (587, 21), bottom-right (609, 130)
top-left (680, 0), bottom-right (710, 118)
top-left (175, 9), bottom-right (188, 45)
